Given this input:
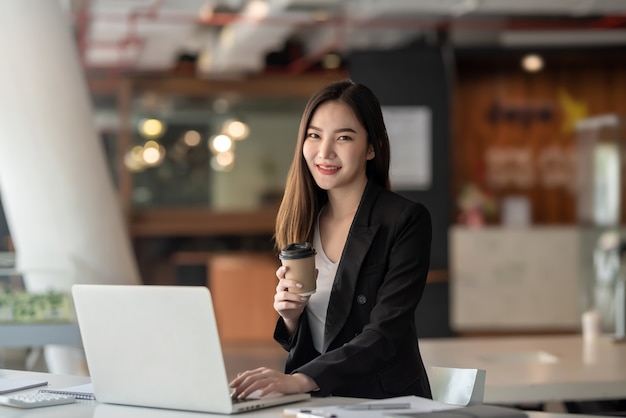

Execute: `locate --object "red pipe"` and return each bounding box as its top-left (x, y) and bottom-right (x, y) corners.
top-left (75, 2), bottom-right (626, 74)
top-left (76, 0), bottom-right (164, 70)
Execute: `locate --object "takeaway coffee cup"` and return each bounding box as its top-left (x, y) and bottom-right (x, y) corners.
top-left (279, 242), bottom-right (317, 296)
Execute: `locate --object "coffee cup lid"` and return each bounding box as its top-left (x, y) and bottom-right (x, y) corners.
top-left (279, 242), bottom-right (316, 260)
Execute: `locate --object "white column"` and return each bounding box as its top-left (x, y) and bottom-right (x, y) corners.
top-left (0, 1), bottom-right (140, 373)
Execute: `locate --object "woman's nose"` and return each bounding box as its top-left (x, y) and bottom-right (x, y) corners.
top-left (318, 139), bottom-right (335, 159)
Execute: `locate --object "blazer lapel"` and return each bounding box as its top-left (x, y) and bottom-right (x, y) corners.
top-left (322, 182), bottom-right (382, 352)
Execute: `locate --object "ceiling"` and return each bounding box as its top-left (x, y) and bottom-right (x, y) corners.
top-left (64, 0), bottom-right (626, 77)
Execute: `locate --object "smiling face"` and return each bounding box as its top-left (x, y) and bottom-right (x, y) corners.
top-left (302, 100), bottom-right (375, 194)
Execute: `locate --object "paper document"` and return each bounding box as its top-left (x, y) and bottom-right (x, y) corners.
top-left (386, 404), bottom-right (528, 418)
top-left (285, 395), bottom-right (457, 418)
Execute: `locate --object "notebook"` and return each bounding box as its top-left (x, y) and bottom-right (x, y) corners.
top-left (0, 378), bottom-right (47, 395)
top-left (39, 383), bottom-right (96, 400)
top-left (71, 284), bottom-right (310, 414)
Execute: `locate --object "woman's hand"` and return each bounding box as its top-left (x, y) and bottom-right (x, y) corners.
top-left (229, 368), bottom-right (317, 400)
top-left (274, 266), bottom-right (310, 332)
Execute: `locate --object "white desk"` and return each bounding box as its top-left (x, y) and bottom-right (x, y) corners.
top-left (419, 334), bottom-right (626, 404)
top-left (0, 369), bottom-right (612, 418)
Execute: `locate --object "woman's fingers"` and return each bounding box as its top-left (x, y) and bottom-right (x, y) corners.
top-left (229, 368), bottom-right (278, 399)
top-left (273, 272), bottom-right (309, 321)
top-left (275, 278), bottom-right (303, 293)
top-left (275, 266), bottom-right (306, 292)
top-left (229, 368), bottom-right (305, 399)
top-left (275, 265), bottom-right (288, 280)
top-left (274, 292), bottom-right (309, 319)
top-left (229, 368), bottom-right (261, 399)
top-left (274, 288), bottom-right (309, 307)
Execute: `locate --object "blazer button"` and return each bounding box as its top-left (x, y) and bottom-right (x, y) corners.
top-left (357, 295), bottom-right (367, 304)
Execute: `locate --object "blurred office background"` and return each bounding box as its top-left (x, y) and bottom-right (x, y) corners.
top-left (1, 0), bottom-right (626, 372)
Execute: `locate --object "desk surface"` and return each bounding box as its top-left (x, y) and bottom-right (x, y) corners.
top-left (0, 368), bottom-right (614, 418)
top-left (419, 334), bottom-right (626, 404)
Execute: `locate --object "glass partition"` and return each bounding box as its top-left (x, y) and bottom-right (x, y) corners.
top-left (576, 114), bottom-right (625, 336)
top-left (95, 92), bottom-right (307, 210)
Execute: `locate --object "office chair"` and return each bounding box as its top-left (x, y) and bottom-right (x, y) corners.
top-left (428, 366), bottom-right (486, 406)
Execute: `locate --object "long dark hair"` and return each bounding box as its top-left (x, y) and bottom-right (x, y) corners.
top-left (274, 79), bottom-right (391, 250)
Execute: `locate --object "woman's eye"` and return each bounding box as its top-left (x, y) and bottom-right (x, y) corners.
top-left (338, 135), bottom-right (352, 141)
top-left (306, 132), bottom-right (319, 139)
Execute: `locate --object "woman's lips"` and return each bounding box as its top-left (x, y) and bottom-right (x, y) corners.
top-left (316, 164), bottom-right (339, 175)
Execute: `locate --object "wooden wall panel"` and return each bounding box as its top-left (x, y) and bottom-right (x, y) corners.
top-left (209, 253), bottom-right (280, 343)
top-left (453, 52), bottom-right (626, 225)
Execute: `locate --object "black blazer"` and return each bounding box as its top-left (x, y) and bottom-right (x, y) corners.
top-left (274, 181), bottom-right (432, 399)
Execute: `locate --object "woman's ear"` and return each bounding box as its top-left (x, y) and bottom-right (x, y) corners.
top-left (367, 144), bottom-right (375, 160)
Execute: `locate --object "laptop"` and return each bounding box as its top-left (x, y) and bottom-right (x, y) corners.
top-left (71, 284), bottom-right (310, 414)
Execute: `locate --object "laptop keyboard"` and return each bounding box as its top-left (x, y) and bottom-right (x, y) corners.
top-left (230, 389), bottom-right (273, 404)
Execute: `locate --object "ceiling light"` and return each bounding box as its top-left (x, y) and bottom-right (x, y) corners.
top-left (142, 147), bottom-right (161, 165)
top-left (210, 134), bottom-right (233, 153)
top-left (244, 0), bottom-right (269, 21)
top-left (183, 130), bottom-right (202, 147)
top-left (141, 140), bottom-right (165, 166)
top-left (322, 53), bottom-right (341, 70)
top-left (216, 151), bottom-right (235, 167)
top-left (124, 147), bottom-right (146, 172)
top-left (521, 54), bottom-right (543, 73)
top-left (224, 119), bottom-right (249, 140)
top-left (211, 151), bottom-right (235, 172)
top-left (131, 145), bottom-right (144, 161)
top-left (139, 118), bottom-right (165, 138)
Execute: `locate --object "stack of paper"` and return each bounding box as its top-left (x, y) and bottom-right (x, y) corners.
top-left (284, 396), bottom-right (457, 418)
top-left (284, 396), bottom-right (527, 418)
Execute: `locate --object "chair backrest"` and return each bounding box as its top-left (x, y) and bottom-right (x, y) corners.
top-left (428, 366), bottom-right (486, 406)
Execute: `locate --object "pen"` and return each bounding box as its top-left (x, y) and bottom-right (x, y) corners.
top-left (341, 402), bottom-right (411, 410)
top-left (284, 408), bottom-right (337, 418)
top-left (295, 411), bottom-right (337, 418)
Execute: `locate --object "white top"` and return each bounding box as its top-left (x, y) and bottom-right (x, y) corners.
top-left (306, 219), bottom-right (338, 353)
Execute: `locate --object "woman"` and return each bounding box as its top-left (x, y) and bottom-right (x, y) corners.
top-left (230, 79), bottom-right (432, 400)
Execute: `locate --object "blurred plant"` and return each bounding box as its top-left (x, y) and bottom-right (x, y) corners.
top-left (457, 183), bottom-right (498, 227)
top-left (0, 290), bottom-right (73, 322)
